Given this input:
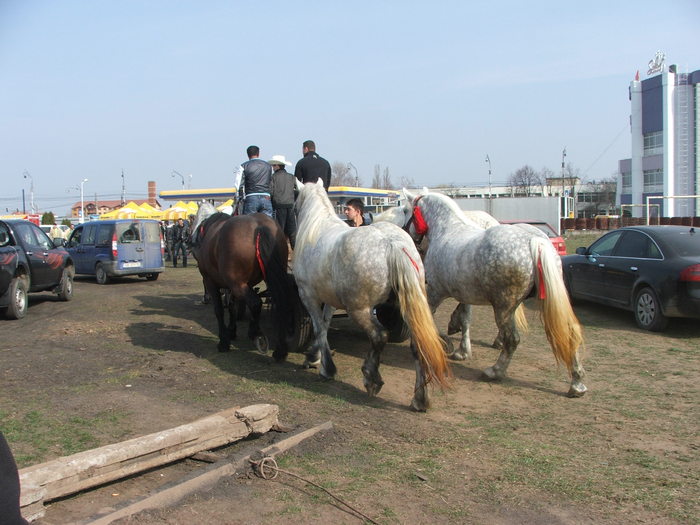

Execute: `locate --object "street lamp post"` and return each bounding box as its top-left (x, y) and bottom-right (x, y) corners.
top-left (23, 170), bottom-right (35, 214)
top-left (485, 155), bottom-right (492, 198)
top-left (172, 170), bottom-right (185, 189)
top-left (347, 162), bottom-right (359, 187)
top-left (80, 178), bottom-right (88, 223)
top-left (561, 147), bottom-right (567, 218)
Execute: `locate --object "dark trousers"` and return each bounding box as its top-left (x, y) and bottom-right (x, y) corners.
top-left (0, 432), bottom-right (29, 525)
top-left (173, 241), bottom-right (187, 267)
top-left (274, 206), bottom-right (297, 248)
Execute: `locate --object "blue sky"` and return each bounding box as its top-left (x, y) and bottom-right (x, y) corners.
top-left (1, 0), bottom-right (698, 216)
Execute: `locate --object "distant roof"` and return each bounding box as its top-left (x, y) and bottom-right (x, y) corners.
top-left (160, 186), bottom-right (401, 201)
top-left (160, 188), bottom-right (237, 201)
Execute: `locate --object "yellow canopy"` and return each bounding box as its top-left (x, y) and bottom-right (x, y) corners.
top-left (216, 199), bottom-right (234, 211)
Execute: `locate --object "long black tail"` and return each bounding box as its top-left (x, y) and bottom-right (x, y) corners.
top-left (254, 225), bottom-right (294, 361)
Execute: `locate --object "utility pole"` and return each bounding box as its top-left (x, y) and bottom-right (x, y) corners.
top-left (561, 147), bottom-right (567, 218)
top-left (485, 155), bottom-right (492, 198)
top-left (23, 170), bottom-right (35, 214)
top-left (121, 169), bottom-right (126, 205)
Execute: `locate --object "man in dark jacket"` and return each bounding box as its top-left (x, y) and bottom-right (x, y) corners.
top-left (344, 198), bottom-right (369, 227)
top-left (234, 145), bottom-right (273, 216)
top-left (172, 217), bottom-right (190, 267)
top-left (294, 140), bottom-right (331, 191)
top-left (269, 155), bottom-right (297, 247)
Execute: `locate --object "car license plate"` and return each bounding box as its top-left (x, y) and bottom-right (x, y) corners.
top-left (122, 261), bottom-right (142, 268)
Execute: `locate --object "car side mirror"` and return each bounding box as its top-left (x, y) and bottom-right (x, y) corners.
top-left (575, 246), bottom-right (587, 255)
top-left (53, 238), bottom-right (65, 248)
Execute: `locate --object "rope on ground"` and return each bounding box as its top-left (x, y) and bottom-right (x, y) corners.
top-left (249, 456), bottom-right (380, 525)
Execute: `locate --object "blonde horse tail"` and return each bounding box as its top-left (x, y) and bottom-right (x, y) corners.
top-left (531, 237), bottom-right (583, 373)
top-left (514, 303), bottom-right (528, 334)
top-left (386, 243), bottom-right (451, 389)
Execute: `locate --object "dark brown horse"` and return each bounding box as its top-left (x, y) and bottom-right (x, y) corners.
top-left (190, 204), bottom-right (294, 359)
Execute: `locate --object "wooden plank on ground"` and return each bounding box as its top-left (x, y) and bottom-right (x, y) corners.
top-left (82, 420), bottom-right (333, 525)
top-left (19, 404), bottom-right (279, 522)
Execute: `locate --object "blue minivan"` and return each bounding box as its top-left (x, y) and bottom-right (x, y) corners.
top-left (66, 219), bottom-right (164, 284)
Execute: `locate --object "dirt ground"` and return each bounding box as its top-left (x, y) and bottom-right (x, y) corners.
top-left (1, 265), bottom-right (698, 524)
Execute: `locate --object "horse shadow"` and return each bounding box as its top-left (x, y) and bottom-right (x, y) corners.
top-left (125, 294), bottom-right (415, 412)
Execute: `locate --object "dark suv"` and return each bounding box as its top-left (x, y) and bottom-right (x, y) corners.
top-left (0, 219), bottom-right (75, 319)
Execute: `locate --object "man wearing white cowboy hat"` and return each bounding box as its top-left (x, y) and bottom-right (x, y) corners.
top-left (269, 154), bottom-right (297, 247)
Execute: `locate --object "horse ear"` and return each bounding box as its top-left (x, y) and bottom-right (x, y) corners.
top-left (422, 186), bottom-right (429, 194)
top-left (402, 187), bottom-right (416, 203)
top-left (315, 178), bottom-right (324, 188)
top-left (295, 178), bottom-right (304, 191)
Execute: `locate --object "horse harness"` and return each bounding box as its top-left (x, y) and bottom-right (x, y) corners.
top-left (403, 195), bottom-right (428, 246)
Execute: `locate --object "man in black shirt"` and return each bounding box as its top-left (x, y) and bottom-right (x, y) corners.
top-left (294, 140), bottom-right (331, 191)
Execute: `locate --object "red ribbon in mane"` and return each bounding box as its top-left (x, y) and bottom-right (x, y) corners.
top-left (255, 232), bottom-right (267, 280)
top-left (413, 204), bottom-right (428, 236)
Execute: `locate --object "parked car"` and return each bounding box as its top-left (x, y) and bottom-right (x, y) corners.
top-left (0, 219), bottom-right (74, 319)
top-left (562, 225), bottom-right (700, 331)
top-left (501, 220), bottom-right (567, 256)
top-left (65, 219), bottom-right (164, 284)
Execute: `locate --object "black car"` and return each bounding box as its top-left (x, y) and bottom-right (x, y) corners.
top-left (562, 225), bottom-right (700, 331)
top-left (0, 219), bottom-right (74, 319)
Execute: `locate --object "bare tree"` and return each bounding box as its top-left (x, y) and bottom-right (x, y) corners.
top-left (399, 176), bottom-right (416, 188)
top-left (371, 164), bottom-right (381, 188)
top-left (370, 164), bottom-right (393, 189)
top-left (331, 162), bottom-right (356, 186)
top-left (507, 165), bottom-right (542, 196)
top-left (381, 167), bottom-right (392, 189)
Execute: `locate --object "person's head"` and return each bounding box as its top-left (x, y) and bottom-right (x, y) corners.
top-left (269, 154), bottom-right (291, 172)
top-left (344, 198), bottom-right (364, 224)
top-left (246, 145), bottom-right (260, 159)
top-left (177, 218), bottom-right (185, 225)
top-left (302, 140), bottom-right (316, 155)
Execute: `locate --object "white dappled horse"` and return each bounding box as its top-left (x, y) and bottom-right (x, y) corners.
top-left (293, 180), bottom-right (451, 411)
top-left (400, 189), bottom-right (586, 397)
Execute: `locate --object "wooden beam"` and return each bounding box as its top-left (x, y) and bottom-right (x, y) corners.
top-left (83, 421), bottom-right (334, 525)
top-left (20, 404), bottom-right (279, 522)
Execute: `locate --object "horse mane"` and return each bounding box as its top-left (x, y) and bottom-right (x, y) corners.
top-left (295, 182), bottom-right (345, 249)
top-left (423, 192), bottom-right (482, 229)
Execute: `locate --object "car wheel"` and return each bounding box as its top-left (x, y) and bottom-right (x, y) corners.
top-left (6, 276), bottom-right (28, 320)
top-left (146, 273), bottom-right (159, 281)
top-left (57, 266), bottom-right (74, 301)
top-left (634, 287), bottom-right (668, 332)
top-left (95, 263), bottom-right (109, 285)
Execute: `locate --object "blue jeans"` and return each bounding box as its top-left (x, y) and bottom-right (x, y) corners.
top-left (243, 194), bottom-right (273, 217)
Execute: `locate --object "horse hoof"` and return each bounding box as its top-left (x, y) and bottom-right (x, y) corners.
top-left (482, 366), bottom-right (501, 380)
top-left (364, 381), bottom-right (384, 397)
top-left (567, 383), bottom-right (587, 398)
top-left (410, 398), bottom-right (429, 412)
top-left (303, 358), bottom-right (320, 369)
top-left (449, 352), bottom-right (467, 361)
top-left (255, 336), bottom-right (269, 354)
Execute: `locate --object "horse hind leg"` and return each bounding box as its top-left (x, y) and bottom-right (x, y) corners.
top-left (449, 303), bottom-right (473, 360)
top-left (483, 306), bottom-right (520, 380)
top-left (207, 282), bottom-right (231, 352)
top-left (568, 353), bottom-right (587, 398)
top-left (301, 301), bottom-right (337, 380)
top-left (350, 307), bottom-right (387, 398)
